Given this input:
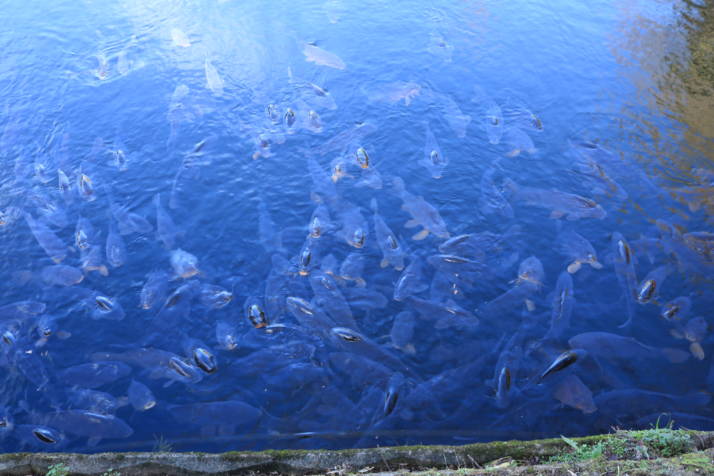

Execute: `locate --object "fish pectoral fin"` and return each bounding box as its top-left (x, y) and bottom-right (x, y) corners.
top-left (505, 149), bottom-right (521, 158)
top-left (525, 299), bottom-right (536, 312)
top-left (412, 229), bottom-right (430, 241)
top-left (549, 210), bottom-right (565, 219)
top-left (404, 219), bottom-right (420, 228)
top-left (380, 259), bottom-right (389, 268)
top-left (87, 437), bottom-right (102, 447)
top-left (567, 261), bottom-right (582, 274)
top-left (590, 260), bottom-right (603, 270)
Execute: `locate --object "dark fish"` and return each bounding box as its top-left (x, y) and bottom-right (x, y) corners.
top-left (539, 349), bottom-right (586, 381)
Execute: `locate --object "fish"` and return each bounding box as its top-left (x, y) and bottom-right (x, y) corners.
top-left (40, 265), bottom-right (84, 287)
top-left (394, 257), bottom-right (429, 301)
top-left (329, 327), bottom-right (417, 378)
top-left (139, 271), bottom-right (169, 311)
top-left (171, 27), bottom-right (191, 47)
top-left (660, 296), bottom-right (692, 322)
top-left (407, 296), bottom-right (480, 330)
top-left (58, 361), bottom-right (131, 389)
top-left (552, 374), bottom-right (596, 414)
top-left (154, 193), bottom-right (180, 249)
top-left (419, 123), bottom-right (448, 179)
top-left (308, 204), bottom-right (333, 239)
top-left (371, 198), bottom-right (406, 270)
top-left (111, 138), bottom-right (129, 171)
top-left (215, 320), bottom-right (238, 350)
top-left (128, 380), bottom-right (156, 411)
top-left (77, 172), bottom-right (97, 202)
top-left (568, 332), bottom-right (690, 364)
top-left (24, 213), bottom-right (67, 263)
top-left (303, 43), bottom-right (346, 70)
top-left (45, 410), bottom-right (133, 443)
top-left (204, 59), bottom-right (224, 95)
top-left (108, 194), bottom-right (153, 236)
top-left (336, 204), bottom-right (368, 249)
top-left (200, 283), bottom-right (233, 309)
top-left (105, 217), bottom-right (127, 268)
top-left (635, 265), bottom-right (672, 305)
top-left (472, 85), bottom-right (503, 144)
top-left (502, 127), bottom-right (536, 157)
top-left (309, 270), bottom-right (359, 329)
top-left (390, 311), bottom-right (416, 354)
top-left (594, 389), bottom-right (710, 418)
top-left (170, 249), bottom-right (200, 279)
top-left (168, 401), bottom-right (261, 427)
top-left (392, 176), bottom-right (449, 240)
top-left (363, 81), bottom-right (421, 106)
top-left (539, 349), bottom-right (586, 381)
top-left (495, 366), bottom-right (512, 409)
top-left (315, 121), bottom-right (377, 156)
top-left (89, 294), bottom-right (126, 321)
top-left (426, 33), bottom-right (454, 62)
top-left (611, 231), bottom-right (638, 328)
top-left (503, 178), bottom-right (606, 220)
top-left (547, 271), bottom-right (575, 341)
top-left (478, 167), bottom-right (514, 218)
top-left (556, 229), bottom-right (603, 273)
top-left (501, 94), bottom-right (544, 133)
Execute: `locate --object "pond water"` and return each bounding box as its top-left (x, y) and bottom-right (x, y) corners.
top-left (0, 0), bottom-right (713, 453)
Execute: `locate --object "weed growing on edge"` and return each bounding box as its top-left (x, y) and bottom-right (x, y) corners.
top-left (46, 463), bottom-right (70, 476)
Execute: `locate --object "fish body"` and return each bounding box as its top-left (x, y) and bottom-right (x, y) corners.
top-left (503, 178), bottom-right (606, 220)
top-left (393, 176), bottom-right (449, 240)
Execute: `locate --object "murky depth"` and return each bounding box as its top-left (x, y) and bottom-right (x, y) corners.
top-left (0, 0), bottom-right (713, 452)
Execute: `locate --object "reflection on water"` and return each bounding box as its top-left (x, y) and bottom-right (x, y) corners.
top-left (0, 0), bottom-right (712, 453)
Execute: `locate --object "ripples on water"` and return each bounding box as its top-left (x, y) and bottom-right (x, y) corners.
top-left (0, 0), bottom-right (713, 453)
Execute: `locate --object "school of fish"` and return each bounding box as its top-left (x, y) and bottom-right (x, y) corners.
top-left (0, 17), bottom-right (713, 454)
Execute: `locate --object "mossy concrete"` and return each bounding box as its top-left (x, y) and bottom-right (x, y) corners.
top-left (1, 430), bottom-right (713, 475)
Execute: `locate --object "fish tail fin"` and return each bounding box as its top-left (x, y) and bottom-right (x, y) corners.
top-left (370, 198), bottom-right (378, 213)
top-left (662, 347), bottom-right (690, 364)
top-left (391, 176), bottom-right (405, 194)
top-left (501, 177), bottom-right (518, 197)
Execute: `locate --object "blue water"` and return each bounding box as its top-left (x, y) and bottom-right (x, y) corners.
top-left (0, 0), bottom-right (713, 453)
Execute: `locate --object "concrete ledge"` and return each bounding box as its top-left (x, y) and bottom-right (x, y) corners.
top-left (1, 430), bottom-right (713, 475)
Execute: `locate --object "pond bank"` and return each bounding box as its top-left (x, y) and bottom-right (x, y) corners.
top-left (2, 429), bottom-right (713, 475)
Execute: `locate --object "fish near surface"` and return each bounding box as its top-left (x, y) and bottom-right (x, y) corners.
top-left (394, 257), bottom-right (429, 301)
top-left (635, 265), bottom-right (672, 305)
top-left (128, 380), bottom-right (156, 411)
top-left (41, 265), bottom-right (83, 286)
top-left (371, 198), bottom-right (405, 270)
top-left (392, 176), bottom-right (449, 240)
top-left (204, 59), bottom-right (224, 95)
top-left (610, 231), bottom-right (639, 328)
top-left (502, 127), bottom-right (536, 157)
top-left (309, 270), bottom-right (358, 330)
top-left (363, 81), bottom-right (421, 106)
top-left (303, 43), bottom-right (346, 70)
top-left (552, 374), bottom-right (597, 414)
top-left (503, 178), bottom-right (606, 220)
top-left (170, 249), bottom-right (200, 279)
top-left (24, 214), bottom-right (67, 263)
top-left (336, 203), bottom-right (368, 249)
top-left (556, 229), bottom-right (603, 273)
top-left (472, 85), bottom-right (503, 144)
top-left (105, 217), bottom-right (126, 268)
top-left (546, 271), bottom-right (575, 341)
top-left (155, 193), bottom-right (180, 249)
top-left (478, 167), bottom-right (514, 219)
top-left (419, 122), bottom-right (448, 179)
top-left (568, 332), bottom-right (690, 364)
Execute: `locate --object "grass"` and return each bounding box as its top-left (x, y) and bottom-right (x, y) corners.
top-left (46, 463), bottom-right (70, 476)
top-left (549, 424), bottom-right (695, 465)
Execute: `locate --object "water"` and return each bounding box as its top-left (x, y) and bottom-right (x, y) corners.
top-left (0, 0), bottom-right (713, 453)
